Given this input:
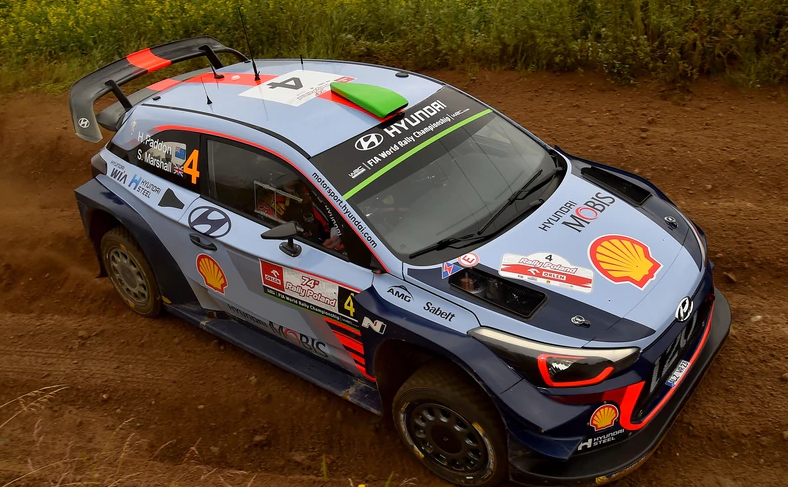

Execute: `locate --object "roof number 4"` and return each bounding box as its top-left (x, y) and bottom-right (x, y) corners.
top-left (268, 77), bottom-right (303, 90)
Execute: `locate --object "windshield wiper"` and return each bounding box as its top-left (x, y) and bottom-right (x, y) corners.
top-left (408, 233), bottom-right (488, 259)
top-left (476, 167), bottom-right (561, 235)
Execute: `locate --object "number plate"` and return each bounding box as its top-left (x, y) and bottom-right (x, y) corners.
top-left (666, 359), bottom-right (690, 388)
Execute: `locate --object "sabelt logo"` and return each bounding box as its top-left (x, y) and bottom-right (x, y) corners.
top-left (354, 133), bottom-right (384, 151)
top-left (589, 235), bottom-right (661, 289)
top-left (590, 404), bottom-right (619, 431)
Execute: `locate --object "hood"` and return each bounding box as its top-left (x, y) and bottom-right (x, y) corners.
top-left (406, 168), bottom-right (705, 343)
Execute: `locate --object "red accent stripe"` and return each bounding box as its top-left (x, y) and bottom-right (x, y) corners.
top-left (538, 353), bottom-right (614, 387)
top-left (349, 350), bottom-right (366, 366)
top-left (126, 48), bottom-right (171, 72)
top-left (333, 331), bottom-right (364, 354)
top-left (184, 72), bottom-right (277, 86)
top-left (617, 302), bottom-right (716, 431)
top-left (151, 125), bottom-right (390, 273)
top-left (324, 317), bottom-right (361, 337)
top-left (355, 363), bottom-right (376, 382)
top-left (147, 78), bottom-right (181, 92)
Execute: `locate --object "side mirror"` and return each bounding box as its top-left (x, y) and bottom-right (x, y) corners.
top-left (261, 221), bottom-right (302, 257)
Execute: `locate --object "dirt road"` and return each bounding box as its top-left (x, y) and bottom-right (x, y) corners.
top-left (0, 72), bottom-right (786, 487)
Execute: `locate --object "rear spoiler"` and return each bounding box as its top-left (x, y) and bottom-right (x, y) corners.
top-left (69, 36), bottom-right (247, 142)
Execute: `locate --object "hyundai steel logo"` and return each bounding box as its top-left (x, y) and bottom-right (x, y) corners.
top-left (675, 296), bottom-right (693, 322)
top-left (189, 206), bottom-right (231, 238)
top-left (354, 133), bottom-right (384, 151)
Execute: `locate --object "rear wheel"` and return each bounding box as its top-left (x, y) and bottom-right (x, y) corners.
top-left (100, 227), bottom-right (161, 317)
top-left (392, 361), bottom-right (507, 487)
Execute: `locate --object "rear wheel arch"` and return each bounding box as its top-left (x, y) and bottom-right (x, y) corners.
top-left (87, 209), bottom-right (122, 276)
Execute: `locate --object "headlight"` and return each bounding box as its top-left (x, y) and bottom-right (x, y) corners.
top-left (469, 327), bottom-right (639, 388)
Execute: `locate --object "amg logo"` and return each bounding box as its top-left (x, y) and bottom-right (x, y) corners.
top-left (386, 285), bottom-right (412, 302)
top-left (109, 167), bottom-right (127, 184)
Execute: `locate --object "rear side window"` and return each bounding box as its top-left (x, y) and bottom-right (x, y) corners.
top-left (109, 130), bottom-right (202, 192)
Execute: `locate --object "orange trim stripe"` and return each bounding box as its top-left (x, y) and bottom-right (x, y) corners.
top-left (324, 317), bottom-right (361, 336)
top-left (333, 332), bottom-right (364, 354)
top-left (127, 48), bottom-right (172, 72)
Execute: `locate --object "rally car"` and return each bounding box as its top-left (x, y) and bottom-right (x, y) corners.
top-left (69, 37), bottom-right (731, 486)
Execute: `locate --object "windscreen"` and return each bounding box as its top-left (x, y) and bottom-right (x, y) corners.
top-left (311, 87), bottom-right (554, 259)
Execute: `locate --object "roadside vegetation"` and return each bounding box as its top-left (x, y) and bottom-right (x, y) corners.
top-left (0, 0), bottom-right (786, 92)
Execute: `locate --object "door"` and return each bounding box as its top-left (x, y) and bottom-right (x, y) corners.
top-left (176, 135), bottom-right (376, 376)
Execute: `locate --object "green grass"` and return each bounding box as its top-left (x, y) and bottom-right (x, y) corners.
top-left (1, 0), bottom-right (787, 92)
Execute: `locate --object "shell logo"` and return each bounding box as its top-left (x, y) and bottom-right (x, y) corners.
top-left (589, 235), bottom-right (661, 289)
top-left (196, 254), bottom-right (228, 294)
top-left (590, 404), bottom-right (619, 431)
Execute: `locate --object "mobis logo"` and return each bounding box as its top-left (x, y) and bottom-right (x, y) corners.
top-left (539, 192), bottom-right (616, 233)
top-left (387, 285), bottom-right (412, 302)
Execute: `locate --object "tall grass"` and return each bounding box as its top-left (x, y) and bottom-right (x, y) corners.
top-left (0, 0), bottom-right (786, 90)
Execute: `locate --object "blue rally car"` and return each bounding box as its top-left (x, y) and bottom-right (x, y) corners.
top-left (69, 37), bottom-right (731, 486)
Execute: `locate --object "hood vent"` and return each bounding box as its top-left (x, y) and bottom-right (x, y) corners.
top-left (581, 166), bottom-right (651, 206)
top-left (449, 268), bottom-right (547, 320)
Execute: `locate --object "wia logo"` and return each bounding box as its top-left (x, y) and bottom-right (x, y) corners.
top-left (109, 167), bottom-right (127, 184)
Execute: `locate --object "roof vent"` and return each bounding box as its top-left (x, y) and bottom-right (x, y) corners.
top-left (330, 82), bottom-right (408, 118)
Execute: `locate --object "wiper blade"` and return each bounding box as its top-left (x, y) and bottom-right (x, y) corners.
top-left (476, 167), bottom-right (560, 235)
top-left (408, 233), bottom-right (486, 259)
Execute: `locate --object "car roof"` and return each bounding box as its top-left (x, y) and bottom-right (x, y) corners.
top-left (145, 59), bottom-right (444, 157)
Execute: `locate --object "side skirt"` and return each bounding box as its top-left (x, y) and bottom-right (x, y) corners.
top-left (166, 303), bottom-right (384, 416)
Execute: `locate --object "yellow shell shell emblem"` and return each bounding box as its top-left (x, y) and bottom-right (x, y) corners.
top-left (590, 404), bottom-right (619, 431)
top-left (589, 235), bottom-right (661, 289)
top-left (196, 254), bottom-right (228, 294)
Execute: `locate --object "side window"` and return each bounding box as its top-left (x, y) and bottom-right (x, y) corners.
top-left (207, 138), bottom-right (371, 266)
top-left (110, 130), bottom-right (202, 192)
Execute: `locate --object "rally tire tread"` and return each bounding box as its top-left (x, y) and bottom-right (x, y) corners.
top-left (100, 226), bottom-right (162, 318)
top-left (393, 360), bottom-right (508, 487)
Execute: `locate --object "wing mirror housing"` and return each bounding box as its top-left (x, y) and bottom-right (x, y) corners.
top-left (261, 221), bottom-right (302, 257)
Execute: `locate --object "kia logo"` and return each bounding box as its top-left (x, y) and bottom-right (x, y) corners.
top-left (675, 296), bottom-right (693, 322)
top-left (354, 133), bottom-right (384, 151)
top-left (189, 206), bottom-right (231, 238)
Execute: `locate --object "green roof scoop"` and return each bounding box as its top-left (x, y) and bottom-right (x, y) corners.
top-left (330, 82), bottom-right (408, 118)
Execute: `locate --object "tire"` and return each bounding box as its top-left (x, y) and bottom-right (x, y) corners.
top-left (392, 361), bottom-right (508, 487)
top-left (100, 226), bottom-right (161, 318)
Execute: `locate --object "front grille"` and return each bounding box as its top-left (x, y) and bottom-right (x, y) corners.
top-left (633, 298), bottom-right (712, 419)
top-left (449, 267), bottom-right (547, 319)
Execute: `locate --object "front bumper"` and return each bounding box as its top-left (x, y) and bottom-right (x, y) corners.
top-left (508, 288), bottom-right (732, 486)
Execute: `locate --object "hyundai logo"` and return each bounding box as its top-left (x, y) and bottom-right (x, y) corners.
top-left (675, 296), bottom-right (693, 322)
top-left (189, 206), bottom-right (231, 238)
top-left (78, 117), bottom-right (90, 129)
top-left (354, 133), bottom-right (384, 151)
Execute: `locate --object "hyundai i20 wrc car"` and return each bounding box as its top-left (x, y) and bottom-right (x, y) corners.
top-left (69, 37), bottom-right (732, 486)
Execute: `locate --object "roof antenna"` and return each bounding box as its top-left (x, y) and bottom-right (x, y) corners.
top-left (238, 6), bottom-right (260, 82)
top-left (200, 77), bottom-right (213, 105)
top-left (208, 63), bottom-right (224, 80)
top-left (300, 55), bottom-right (304, 71)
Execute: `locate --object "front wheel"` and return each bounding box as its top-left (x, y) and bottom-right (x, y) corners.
top-left (392, 361), bottom-right (508, 487)
top-left (100, 226), bottom-right (161, 317)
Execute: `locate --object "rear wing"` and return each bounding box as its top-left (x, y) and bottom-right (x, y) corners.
top-left (69, 36), bottom-right (247, 142)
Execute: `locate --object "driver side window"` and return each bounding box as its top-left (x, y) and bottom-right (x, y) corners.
top-left (206, 138), bottom-right (371, 265)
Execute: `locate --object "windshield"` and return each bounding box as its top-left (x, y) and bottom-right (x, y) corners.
top-left (311, 87), bottom-right (556, 262)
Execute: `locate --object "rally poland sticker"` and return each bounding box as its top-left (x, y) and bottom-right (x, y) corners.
top-left (239, 70), bottom-right (354, 106)
top-left (499, 253), bottom-right (593, 293)
top-left (260, 259), bottom-right (360, 326)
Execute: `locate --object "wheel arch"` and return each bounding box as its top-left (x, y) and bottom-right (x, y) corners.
top-left (85, 208), bottom-right (122, 276)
